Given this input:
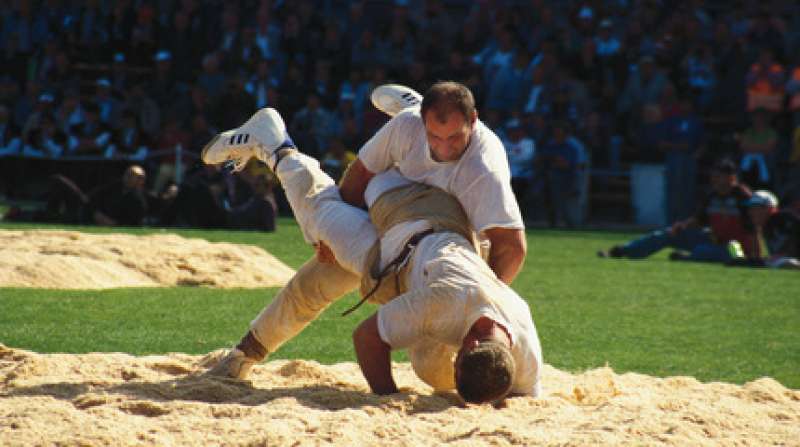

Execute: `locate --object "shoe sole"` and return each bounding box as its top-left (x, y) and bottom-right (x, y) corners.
top-left (371, 84), bottom-right (422, 117)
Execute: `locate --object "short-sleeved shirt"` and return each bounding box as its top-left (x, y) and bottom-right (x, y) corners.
top-left (358, 109), bottom-right (523, 234)
top-left (376, 232), bottom-right (543, 397)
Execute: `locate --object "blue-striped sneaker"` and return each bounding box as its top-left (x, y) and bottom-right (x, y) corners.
top-left (370, 84), bottom-right (422, 117)
top-left (201, 107), bottom-right (293, 172)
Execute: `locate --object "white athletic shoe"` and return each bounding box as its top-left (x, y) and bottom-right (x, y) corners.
top-left (201, 107), bottom-right (292, 172)
top-left (206, 348), bottom-right (257, 379)
top-left (370, 84), bottom-right (423, 117)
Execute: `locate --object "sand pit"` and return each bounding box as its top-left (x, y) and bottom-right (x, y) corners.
top-left (0, 229), bottom-right (295, 289)
top-left (1, 345), bottom-right (798, 446)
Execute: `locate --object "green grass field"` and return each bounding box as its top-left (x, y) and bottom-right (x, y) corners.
top-left (1, 217), bottom-right (798, 389)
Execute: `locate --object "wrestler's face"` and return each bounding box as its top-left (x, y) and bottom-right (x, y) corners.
top-left (423, 110), bottom-right (475, 162)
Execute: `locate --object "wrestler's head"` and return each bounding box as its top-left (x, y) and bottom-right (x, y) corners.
top-left (454, 316), bottom-right (515, 404)
top-left (421, 81), bottom-right (477, 163)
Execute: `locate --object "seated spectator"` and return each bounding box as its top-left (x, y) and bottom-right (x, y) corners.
top-left (55, 89), bottom-right (85, 135)
top-left (738, 108), bottom-right (777, 189)
top-left (728, 190), bottom-right (800, 270)
top-left (321, 137), bottom-right (357, 182)
top-left (123, 83), bottom-right (161, 139)
top-left (14, 166), bottom-right (150, 226)
top-left (86, 165), bottom-right (149, 226)
top-left (22, 92), bottom-right (56, 140)
top-left (598, 159), bottom-right (757, 262)
top-left (0, 104), bottom-right (22, 156)
top-left (215, 74), bottom-right (256, 131)
top-left (501, 118), bottom-right (535, 216)
top-left (93, 78), bottom-right (121, 125)
top-left (106, 110), bottom-right (150, 160)
top-left (746, 47), bottom-right (785, 112)
top-left (67, 103), bottom-right (112, 156)
top-left (23, 113), bottom-right (66, 158)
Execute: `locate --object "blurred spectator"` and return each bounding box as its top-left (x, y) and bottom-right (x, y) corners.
top-left (746, 47), bottom-right (785, 113)
top-left (123, 82), bottom-right (161, 138)
top-left (22, 113), bottom-right (65, 158)
top-left (87, 165), bottom-right (149, 226)
top-left (22, 93), bottom-right (56, 140)
top-left (129, 4), bottom-right (158, 66)
top-left (594, 19), bottom-right (622, 60)
top-left (41, 50), bottom-right (80, 95)
top-left (94, 79), bottom-right (121, 126)
top-left (0, 105), bottom-right (22, 156)
top-left (598, 159), bottom-right (757, 262)
top-left (150, 50), bottom-right (183, 108)
top-left (150, 115), bottom-right (192, 195)
top-left (657, 96), bottom-right (705, 222)
top-left (682, 43), bottom-right (716, 110)
top-left (486, 47), bottom-right (530, 115)
top-left (617, 55), bottom-right (671, 122)
top-left (738, 108), bottom-right (777, 190)
top-left (631, 103), bottom-right (664, 163)
top-left (501, 119), bottom-right (535, 217)
top-left (215, 74), bottom-right (256, 131)
top-left (197, 52), bottom-right (227, 102)
top-left (107, 109), bottom-right (150, 160)
top-left (67, 103), bottom-right (111, 156)
top-left (290, 93), bottom-right (332, 158)
top-left (55, 89), bottom-right (84, 135)
top-left (14, 81), bottom-right (42, 133)
top-left (786, 52), bottom-right (800, 126)
top-left (532, 121), bottom-right (581, 227)
top-left (351, 28), bottom-right (387, 69)
top-left (729, 190), bottom-right (800, 269)
top-left (187, 114), bottom-right (213, 155)
top-left (321, 137), bottom-right (357, 182)
top-left (523, 66), bottom-right (548, 116)
top-left (246, 58), bottom-right (280, 110)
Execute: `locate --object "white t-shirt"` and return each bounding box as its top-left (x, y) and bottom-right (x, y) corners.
top-left (376, 232), bottom-right (543, 397)
top-left (358, 109), bottom-right (524, 234)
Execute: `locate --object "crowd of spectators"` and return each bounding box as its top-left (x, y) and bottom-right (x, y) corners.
top-left (1, 0), bottom-right (800, 230)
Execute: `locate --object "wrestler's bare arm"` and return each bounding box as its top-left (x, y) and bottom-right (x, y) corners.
top-left (339, 158), bottom-right (375, 208)
top-left (353, 313), bottom-right (398, 395)
top-left (484, 227), bottom-right (527, 284)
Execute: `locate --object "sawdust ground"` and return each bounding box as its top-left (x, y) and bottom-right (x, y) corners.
top-left (1, 345), bottom-right (798, 446)
top-left (0, 229), bottom-right (295, 289)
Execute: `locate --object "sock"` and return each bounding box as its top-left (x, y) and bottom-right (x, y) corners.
top-left (236, 331), bottom-right (268, 361)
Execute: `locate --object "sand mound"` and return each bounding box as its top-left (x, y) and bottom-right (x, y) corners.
top-left (0, 229), bottom-right (295, 289)
top-left (1, 345), bottom-right (797, 446)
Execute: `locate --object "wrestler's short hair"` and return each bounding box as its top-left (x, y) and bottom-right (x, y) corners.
top-left (456, 340), bottom-right (515, 404)
top-left (421, 81), bottom-right (476, 124)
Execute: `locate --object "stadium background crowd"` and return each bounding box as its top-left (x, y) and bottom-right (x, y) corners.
top-left (1, 0), bottom-right (800, 232)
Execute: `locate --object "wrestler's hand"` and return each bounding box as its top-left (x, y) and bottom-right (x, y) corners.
top-left (314, 240), bottom-right (337, 264)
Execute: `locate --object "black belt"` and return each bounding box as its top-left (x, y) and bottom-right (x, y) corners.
top-left (341, 228), bottom-right (435, 316)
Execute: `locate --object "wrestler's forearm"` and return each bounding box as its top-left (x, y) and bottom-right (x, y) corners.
top-left (353, 314), bottom-right (399, 395)
top-left (338, 158), bottom-right (375, 208)
top-left (485, 227), bottom-right (527, 284)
